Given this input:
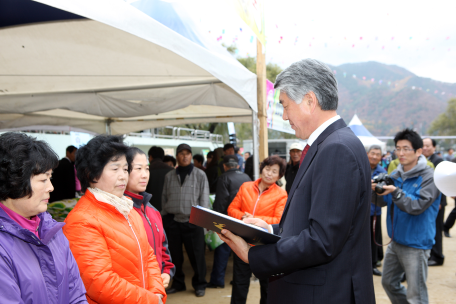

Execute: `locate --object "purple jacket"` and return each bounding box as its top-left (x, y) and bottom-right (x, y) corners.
top-left (0, 208), bottom-right (87, 304)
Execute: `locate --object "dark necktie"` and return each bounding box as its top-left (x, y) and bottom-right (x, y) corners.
top-left (299, 144), bottom-right (310, 167)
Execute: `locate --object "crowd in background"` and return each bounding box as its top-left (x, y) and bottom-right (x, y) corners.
top-left (0, 129), bottom-right (455, 304)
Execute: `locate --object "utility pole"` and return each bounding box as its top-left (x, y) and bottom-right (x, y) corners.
top-left (256, 39), bottom-right (268, 162)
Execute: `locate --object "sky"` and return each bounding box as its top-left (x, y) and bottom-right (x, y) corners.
top-left (180, 0), bottom-right (456, 83)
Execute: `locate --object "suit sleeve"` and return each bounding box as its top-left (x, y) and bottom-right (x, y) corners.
top-left (63, 217), bottom-right (161, 304)
top-left (249, 143), bottom-right (363, 278)
top-left (213, 177), bottom-right (230, 214)
top-left (227, 185), bottom-right (245, 220)
top-left (198, 173), bottom-right (210, 208)
top-left (254, 192), bottom-right (287, 224)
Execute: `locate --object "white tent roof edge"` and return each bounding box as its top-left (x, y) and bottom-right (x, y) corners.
top-left (33, 0), bottom-right (258, 112)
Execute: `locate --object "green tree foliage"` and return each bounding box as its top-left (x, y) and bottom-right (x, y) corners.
top-left (428, 98), bottom-right (456, 135)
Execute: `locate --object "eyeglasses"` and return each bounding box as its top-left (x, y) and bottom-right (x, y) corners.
top-left (395, 148), bottom-right (416, 153)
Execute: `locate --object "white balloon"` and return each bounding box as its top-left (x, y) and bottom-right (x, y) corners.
top-left (434, 161), bottom-right (456, 197)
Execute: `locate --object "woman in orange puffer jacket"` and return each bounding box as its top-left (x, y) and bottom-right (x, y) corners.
top-left (228, 155), bottom-right (288, 304)
top-left (63, 136), bottom-right (166, 304)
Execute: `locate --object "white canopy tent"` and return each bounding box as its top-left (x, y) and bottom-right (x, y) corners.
top-left (348, 114), bottom-right (387, 153)
top-left (0, 0), bottom-right (257, 135)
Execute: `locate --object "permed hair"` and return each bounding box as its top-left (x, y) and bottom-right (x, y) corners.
top-left (260, 155), bottom-right (287, 179)
top-left (274, 58), bottom-right (338, 110)
top-left (75, 135), bottom-right (132, 192)
top-left (0, 132), bottom-right (58, 200)
top-left (394, 128), bottom-right (423, 151)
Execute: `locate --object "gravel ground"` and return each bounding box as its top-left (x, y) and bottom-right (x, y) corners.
top-left (166, 197), bottom-right (456, 304)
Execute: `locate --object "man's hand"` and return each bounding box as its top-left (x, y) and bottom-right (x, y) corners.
top-left (378, 185), bottom-right (397, 196)
top-left (161, 273), bottom-right (170, 288)
top-left (242, 212), bottom-right (253, 220)
top-left (156, 294), bottom-right (164, 304)
top-left (371, 180), bottom-right (377, 192)
top-left (219, 229), bottom-right (251, 263)
top-left (244, 218), bottom-right (271, 233)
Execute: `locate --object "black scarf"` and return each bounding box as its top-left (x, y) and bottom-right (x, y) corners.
top-left (176, 163), bottom-right (194, 185)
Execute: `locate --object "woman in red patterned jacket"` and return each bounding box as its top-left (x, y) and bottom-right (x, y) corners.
top-left (125, 147), bottom-right (175, 288)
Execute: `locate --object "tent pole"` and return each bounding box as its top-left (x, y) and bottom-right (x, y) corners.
top-left (256, 39), bottom-right (268, 162)
top-left (105, 119), bottom-right (112, 135)
top-left (252, 110), bottom-right (260, 180)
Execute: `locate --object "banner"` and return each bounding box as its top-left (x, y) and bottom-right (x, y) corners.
top-left (232, 0), bottom-right (266, 46)
top-left (266, 80), bottom-right (294, 134)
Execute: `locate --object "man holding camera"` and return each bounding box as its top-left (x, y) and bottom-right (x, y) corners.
top-left (374, 129), bottom-right (441, 304)
top-left (367, 145), bottom-right (386, 276)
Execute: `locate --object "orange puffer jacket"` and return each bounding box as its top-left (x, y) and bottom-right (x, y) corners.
top-left (228, 179), bottom-right (287, 224)
top-left (63, 190), bottom-right (166, 304)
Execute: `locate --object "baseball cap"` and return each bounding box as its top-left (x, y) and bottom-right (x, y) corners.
top-left (223, 155), bottom-right (239, 164)
top-left (289, 142), bottom-right (303, 151)
top-left (176, 143), bottom-right (192, 155)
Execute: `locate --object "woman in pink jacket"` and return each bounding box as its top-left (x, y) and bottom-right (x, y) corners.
top-left (124, 147), bottom-right (175, 288)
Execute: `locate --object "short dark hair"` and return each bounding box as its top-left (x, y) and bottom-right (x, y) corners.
top-left (66, 145), bottom-right (78, 153)
top-left (207, 151), bottom-right (214, 159)
top-left (193, 154), bottom-right (204, 164)
top-left (0, 132), bottom-right (58, 200)
top-left (244, 151), bottom-right (251, 156)
top-left (163, 155), bottom-right (176, 167)
top-left (223, 143), bottom-right (235, 151)
top-left (148, 146), bottom-right (165, 160)
top-left (394, 128), bottom-right (423, 151)
top-left (128, 147), bottom-right (146, 160)
top-left (76, 135), bottom-right (132, 192)
top-left (423, 138), bottom-right (437, 148)
top-left (260, 155), bottom-right (287, 179)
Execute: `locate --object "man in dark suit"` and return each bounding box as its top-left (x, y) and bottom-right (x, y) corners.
top-left (49, 145), bottom-right (77, 202)
top-left (220, 59), bottom-right (375, 304)
top-left (146, 146), bottom-right (174, 211)
top-left (422, 138), bottom-right (446, 266)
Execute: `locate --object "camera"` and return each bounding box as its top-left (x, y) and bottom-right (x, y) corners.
top-left (372, 173), bottom-right (394, 194)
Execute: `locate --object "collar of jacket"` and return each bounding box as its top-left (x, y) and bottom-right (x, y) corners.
top-left (372, 164), bottom-right (385, 177)
top-left (0, 207), bottom-right (64, 245)
top-left (391, 155), bottom-right (428, 180)
top-left (124, 190), bottom-right (153, 210)
top-left (253, 178), bottom-right (277, 194)
top-left (176, 163), bottom-right (194, 175)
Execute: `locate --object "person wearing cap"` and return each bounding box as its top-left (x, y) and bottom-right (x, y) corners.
top-left (208, 155), bottom-right (251, 289)
top-left (284, 142), bottom-right (303, 194)
top-left (161, 143), bottom-right (210, 297)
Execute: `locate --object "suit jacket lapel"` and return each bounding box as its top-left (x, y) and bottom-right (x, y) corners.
top-left (280, 119), bottom-right (348, 225)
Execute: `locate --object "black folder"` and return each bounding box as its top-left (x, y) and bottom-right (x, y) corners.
top-left (189, 206), bottom-right (281, 245)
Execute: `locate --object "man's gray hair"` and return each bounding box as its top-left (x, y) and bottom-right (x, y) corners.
top-left (368, 145), bottom-right (382, 153)
top-left (274, 59), bottom-right (338, 110)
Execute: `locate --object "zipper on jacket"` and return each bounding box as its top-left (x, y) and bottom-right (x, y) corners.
top-left (126, 217), bottom-right (146, 289)
top-left (142, 209), bottom-right (157, 255)
top-left (252, 193), bottom-right (262, 217)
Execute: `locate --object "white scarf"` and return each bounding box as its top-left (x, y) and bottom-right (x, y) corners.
top-left (88, 187), bottom-right (133, 218)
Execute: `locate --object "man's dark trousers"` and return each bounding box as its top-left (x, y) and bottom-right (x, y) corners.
top-left (444, 207), bottom-right (456, 232)
top-left (210, 243), bottom-right (231, 286)
top-left (370, 215), bottom-right (383, 266)
top-left (431, 205), bottom-right (445, 264)
top-left (231, 254), bottom-right (268, 304)
top-left (163, 214), bottom-right (207, 291)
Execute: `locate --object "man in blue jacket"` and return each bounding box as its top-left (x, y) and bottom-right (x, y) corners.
top-left (375, 129), bottom-right (440, 304)
top-left (368, 145), bottom-right (386, 277)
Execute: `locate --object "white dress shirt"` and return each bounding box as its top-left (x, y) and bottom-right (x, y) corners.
top-left (306, 115), bottom-right (341, 146)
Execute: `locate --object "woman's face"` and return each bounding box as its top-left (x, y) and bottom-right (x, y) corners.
top-left (261, 164), bottom-right (281, 185)
top-left (3, 170), bottom-right (54, 219)
top-left (127, 153), bottom-right (150, 194)
top-left (93, 155), bottom-right (129, 198)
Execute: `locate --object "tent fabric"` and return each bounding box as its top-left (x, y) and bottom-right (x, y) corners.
top-left (0, 0), bottom-right (257, 135)
top-left (348, 114), bottom-right (386, 152)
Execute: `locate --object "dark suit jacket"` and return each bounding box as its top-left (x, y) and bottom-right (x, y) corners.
top-left (146, 159), bottom-right (174, 212)
top-left (429, 153), bottom-right (447, 206)
top-left (49, 158), bottom-right (75, 202)
top-left (213, 168), bottom-right (251, 215)
top-left (249, 119), bottom-right (375, 304)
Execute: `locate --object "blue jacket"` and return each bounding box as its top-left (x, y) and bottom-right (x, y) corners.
top-left (0, 209), bottom-right (87, 303)
top-left (384, 155), bottom-right (441, 250)
top-left (371, 164), bottom-right (386, 216)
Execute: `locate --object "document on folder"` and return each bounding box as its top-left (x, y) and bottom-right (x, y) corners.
top-left (189, 206), bottom-right (281, 245)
